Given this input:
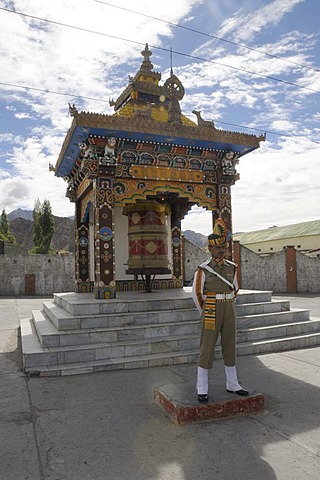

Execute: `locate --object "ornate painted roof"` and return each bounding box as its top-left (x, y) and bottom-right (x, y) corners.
top-left (54, 44), bottom-right (265, 178)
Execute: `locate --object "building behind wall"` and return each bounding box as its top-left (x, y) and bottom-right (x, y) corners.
top-left (233, 220), bottom-right (320, 256)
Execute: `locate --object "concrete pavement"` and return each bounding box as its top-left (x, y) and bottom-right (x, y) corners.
top-left (0, 294), bottom-right (320, 480)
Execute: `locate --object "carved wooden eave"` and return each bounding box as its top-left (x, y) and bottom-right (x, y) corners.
top-left (55, 116), bottom-right (78, 177)
top-left (55, 110), bottom-right (265, 178)
top-left (71, 110), bottom-right (263, 146)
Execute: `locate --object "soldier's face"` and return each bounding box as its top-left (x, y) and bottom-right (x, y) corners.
top-left (209, 244), bottom-right (226, 259)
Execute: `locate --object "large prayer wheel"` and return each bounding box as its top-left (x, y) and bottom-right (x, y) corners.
top-left (123, 202), bottom-right (171, 271)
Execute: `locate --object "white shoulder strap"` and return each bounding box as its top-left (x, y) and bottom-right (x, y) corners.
top-left (224, 259), bottom-right (237, 267)
top-left (199, 260), bottom-right (235, 290)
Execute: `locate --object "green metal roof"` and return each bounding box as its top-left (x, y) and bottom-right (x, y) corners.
top-left (233, 220), bottom-right (320, 244)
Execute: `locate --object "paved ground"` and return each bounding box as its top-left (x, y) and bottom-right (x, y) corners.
top-left (0, 294), bottom-right (320, 480)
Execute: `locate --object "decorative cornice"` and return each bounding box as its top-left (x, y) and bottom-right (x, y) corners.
top-left (54, 111), bottom-right (264, 175)
top-left (75, 111), bottom-right (264, 145)
top-left (56, 118), bottom-right (77, 175)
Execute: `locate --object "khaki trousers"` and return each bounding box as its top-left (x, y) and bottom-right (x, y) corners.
top-left (198, 300), bottom-right (236, 369)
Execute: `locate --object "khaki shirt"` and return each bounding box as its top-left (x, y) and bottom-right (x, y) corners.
top-left (202, 260), bottom-right (235, 294)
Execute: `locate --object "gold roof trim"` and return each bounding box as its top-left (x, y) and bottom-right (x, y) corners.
top-left (77, 111), bottom-right (264, 144)
top-left (55, 111), bottom-right (264, 173)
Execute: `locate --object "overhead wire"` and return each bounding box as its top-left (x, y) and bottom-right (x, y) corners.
top-left (2, 189), bottom-right (64, 207)
top-left (0, 81), bottom-right (110, 104)
top-left (1, 78), bottom-right (319, 141)
top-left (95, 0), bottom-right (320, 74)
top-left (215, 120), bottom-right (320, 144)
top-left (0, 6), bottom-right (319, 141)
top-left (0, 6), bottom-right (319, 94)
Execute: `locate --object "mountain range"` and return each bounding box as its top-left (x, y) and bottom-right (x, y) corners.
top-left (8, 209), bottom-right (74, 253)
top-left (8, 208), bottom-right (34, 221)
top-left (7, 210), bottom-right (206, 253)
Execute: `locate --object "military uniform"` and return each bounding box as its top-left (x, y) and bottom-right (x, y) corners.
top-left (193, 258), bottom-right (238, 368)
top-left (191, 218), bottom-right (248, 402)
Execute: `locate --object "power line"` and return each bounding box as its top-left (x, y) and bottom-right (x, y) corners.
top-left (1, 76), bottom-right (320, 142)
top-left (215, 120), bottom-right (320, 144)
top-left (0, 8), bottom-right (319, 142)
top-left (0, 81), bottom-right (110, 104)
top-left (1, 75), bottom-right (318, 142)
top-left (170, 47), bottom-right (320, 94)
top-left (95, 0), bottom-right (320, 74)
top-left (0, 7), bottom-right (144, 48)
top-left (1, 6), bottom-right (320, 95)
top-left (3, 189), bottom-right (63, 207)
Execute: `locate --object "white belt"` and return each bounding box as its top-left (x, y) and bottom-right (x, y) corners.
top-left (215, 292), bottom-right (234, 300)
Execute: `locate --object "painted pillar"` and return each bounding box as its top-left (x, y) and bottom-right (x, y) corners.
top-left (172, 225), bottom-right (183, 283)
top-left (94, 173), bottom-right (116, 299)
top-left (75, 201), bottom-right (90, 293)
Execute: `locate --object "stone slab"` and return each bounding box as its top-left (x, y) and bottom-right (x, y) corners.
top-left (154, 383), bottom-right (264, 425)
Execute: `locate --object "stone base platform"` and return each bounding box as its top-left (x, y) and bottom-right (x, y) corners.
top-left (154, 383), bottom-right (264, 425)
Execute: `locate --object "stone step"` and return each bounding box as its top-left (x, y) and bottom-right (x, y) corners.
top-left (42, 299), bottom-right (294, 334)
top-left (21, 317), bottom-right (320, 377)
top-left (35, 306), bottom-right (316, 349)
top-left (236, 300), bottom-right (290, 316)
top-left (43, 301), bottom-right (199, 331)
top-left (237, 309), bottom-right (310, 328)
top-left (52, 290), bottom-right (274, 317)
top-left (53, 292), bottom-right (196, 316)
top-left (33, 309), bottom-right (202, 348)
top-left (24, 311), bottom-right (320, 369)
top-left (238, 318), bottom-right (320, 342)
top-left (235, 290), bottom-right (272, 304)
top-left (237, 331), bottom-right (320, 356)
top-left (20, 289), bottom-right (320, 377)
top-left (22, 318), bottom-right (202, 369)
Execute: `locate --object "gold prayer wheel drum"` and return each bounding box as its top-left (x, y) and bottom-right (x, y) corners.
top-left (123, 202), bottom-right (171, 270)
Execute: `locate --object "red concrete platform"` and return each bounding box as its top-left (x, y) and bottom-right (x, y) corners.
top-left (154, 383), bottom-right (264, 425)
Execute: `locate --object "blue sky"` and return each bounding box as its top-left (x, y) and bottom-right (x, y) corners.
top-left (0, 0), bottom-right (319, 234)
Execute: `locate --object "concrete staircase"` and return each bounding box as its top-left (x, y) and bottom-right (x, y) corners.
top-left (20, 289), bottom-right (320, 376)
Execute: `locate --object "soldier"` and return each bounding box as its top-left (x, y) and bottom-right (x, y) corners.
top-left (192, 218), bottom-right (249, 402)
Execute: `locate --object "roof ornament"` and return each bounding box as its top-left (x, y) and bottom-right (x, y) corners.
top-left (192, 110), bottom-right (215, 129)
top-left (140, 43), bottom-right (154, 72)
top-left (163, 47), bottom-right (185, 124)
top-left (68, 103), bottom-right (78, 117)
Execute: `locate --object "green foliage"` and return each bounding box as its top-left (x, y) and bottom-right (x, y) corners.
top-left (33, 198), bottom-right (42, 249)
top-left (31, 198), bottom-right (54, 254)
top-left (0, 209), bottom-right (16, 244)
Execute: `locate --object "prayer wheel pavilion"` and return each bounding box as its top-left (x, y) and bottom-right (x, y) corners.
top-left (54, 44), bottom-right (265, 299)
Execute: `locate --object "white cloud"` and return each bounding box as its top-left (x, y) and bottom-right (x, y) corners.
top-left (218, 0), bottom-right (304, 43)
top-left (0, 0), bottom-right (202, 217)
top-left (182, 205), bottom-right (213, 235)
top-left (14, 112), bottom-right (33, 119)
top-left (231, 136), bottom-right (320, 231)
top-left (0, 0), bottom-right (319, 235)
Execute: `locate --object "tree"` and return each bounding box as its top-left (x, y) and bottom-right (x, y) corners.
top-left (33, 198), bottom-right (42, 249)
top-left (31, 198), bottom-right (54, 253)
top-left (0, 209), bottom-right (15, 243)
top-left (40, 199), bottom-right (54, 253)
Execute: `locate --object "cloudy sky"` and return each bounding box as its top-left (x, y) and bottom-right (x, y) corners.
top-left (0, 0), bottom-right (319, 235)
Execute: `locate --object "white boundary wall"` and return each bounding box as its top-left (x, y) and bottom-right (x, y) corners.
top-left (1, 240), bottom-right (319, 295)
